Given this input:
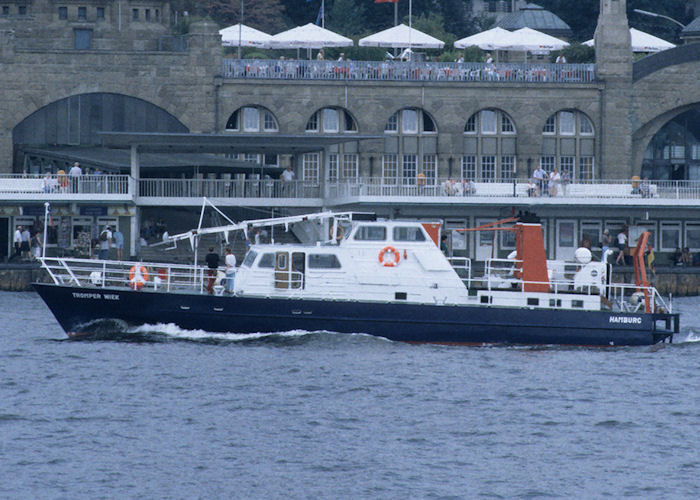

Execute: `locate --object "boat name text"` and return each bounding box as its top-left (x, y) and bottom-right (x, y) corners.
top-left (609, 316), bottom-right (642, 324)
top-left (72, 292), bottom-right (120, 301)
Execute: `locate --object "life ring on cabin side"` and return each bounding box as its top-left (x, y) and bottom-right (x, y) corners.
top-left (378, 246), bottom-right (400, 267)
top-left (129, 265), bottom-right (149, 290)
top-left (330, 225), bottom-right (345, 241)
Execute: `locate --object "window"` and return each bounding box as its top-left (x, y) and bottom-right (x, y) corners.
top-left (302, 153), bottom-right (320, 183)
top-left (561, 157), bottom-right (575, 178)
top-left (322, 108), bottom-right (339, 133)
top-left (579, 157), bottom-right (594, 180)
top-left (549, 299), bottom-right (562, 307)
top-left (465, 115), bottom-right (476, 134)
top-left (1, 6), bottom-right (8, 16)
top-left (572, 300), bottom-right (584, 308)
top-left (385, 113), bottom-right (398, 133)
top-left (481, 110), bottom-right (497, 134)
top-left (501, 115), bottom-right (515, 134)
top-left (308, 254), bottom-right (341, 269)
top-left (480, 156), bottom-right (496, 181)
top-left (541, 156), bottom-right (555, 172)
top-left (393, 227), bottom-right (426, 242)
top-left (559, 111), bottom-right (575, 135)
top-left (660, 222), bottom-right (681, 251)
top-left (264, 154), bottom-right (279, 167)
top-left (145, 9), bottom-right (151, 21)
top-left (74, 29), bottom-right (92, 50)
top-left (580, 115), bottom-right (594, 135)
top-left (343, 111), bottom-right (357, 132)
top-left (685, 223), bottom-right (700, 251)
top-left (306, 112), bottom-right (318, 132)
top-left (242, 107), bottom-right (259, 131)
top-left (354, 226), bottom-right (386, 241)
top-left (462, 155), bottom-right (476, 180)
top-left (78, 6), bottom-right (86, 19)
top-left (58, 6), bottom-right (67, 19)
top-left (501, 156), bottom-right (515, 181)
top-left (263, 110), bottom-right (277, 131)
top-left (328, 154), bottom-right (338, 182)
top-left (18, 5), bottom-right (26, 15)
top-left (423, 155), bottom-right (437, 184)
top-left (96, 7), bottom-right (104, 20)
top-left (155, 9), bottom-right (160, 21)
top-left (402, 155), bottom-right (417, 185)
top-left (581, 221), bottom-right (602, 250)
top-left (402, 109), bottom-right (418, 134)
top-left (543, 115), bottom-right (556, 134)
top-left (382, 155), bottom-right (398, 184)
top-left (258, 253), bottom-right (275, 268)
top-left (242, 250), bottom-right (258, 267)
top-left (132, 8), bottom-right (138, 20)
top-left (342, 154), bottom-right (358, 180)
top-left (527, 298), bottom-right (539, 306)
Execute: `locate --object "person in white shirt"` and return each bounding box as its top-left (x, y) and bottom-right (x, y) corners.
top-left (485, 53), bottom-right (493, 64)
top-left (98, 225), bottom-right (112, 260)
top-left (12, 225), bottom-right (22, 260)
top-left (615, 229), bottom-right (628, 265)
top-left (224, 247), bottom-right (236, 293)
top-left (532, 165), bottom-right (548, 196)
top-left (69, 162), bottom-right (82, 193)
top-left (280, 166), bottom-right (295, 182)
top-left (556, 54), bottom-right (567, 64)
top-left (21, 226), bottom-right (31, 260)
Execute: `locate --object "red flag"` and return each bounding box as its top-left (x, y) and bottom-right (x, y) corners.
top-left (375, 0), bottom-right (398, 3)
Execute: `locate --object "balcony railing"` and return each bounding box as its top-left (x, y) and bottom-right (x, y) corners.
top-left (222, 59), bottom-right (596, 84)
top-left (327, 178), bottom-right (700, 200)
top-left (138, 178), bottom-right (321, 199)
top-left (0, 174), bottom-right (132, 200)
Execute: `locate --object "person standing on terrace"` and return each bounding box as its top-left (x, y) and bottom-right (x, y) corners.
top-left (337, 52), bottom-right (346, 62)
top-left (317, 49), bottom-right (324, 60)
top-left (532, 164), bottom-right (548, 196)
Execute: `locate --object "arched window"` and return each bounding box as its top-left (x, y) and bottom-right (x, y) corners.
top-left (642, 109), bottom-right (700, 180)
top-left (462, 109), bottom-right (517, 182)
top-left (304, 107), bottom-right (359, 182)
top-left (382, 108), bottom-right (438, 185)
top-left (224, 106), bottom-right (279, 168)
top-left (541, 110), bottom-right (595, 180)
top-left (225, 106), bottom-right (279, 132)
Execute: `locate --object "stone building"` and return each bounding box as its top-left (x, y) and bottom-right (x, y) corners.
top-left (1, 0), bottom-right (700, 265)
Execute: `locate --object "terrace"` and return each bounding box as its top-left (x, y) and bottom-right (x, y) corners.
top-left (222, 59), bottom-right (596, 84)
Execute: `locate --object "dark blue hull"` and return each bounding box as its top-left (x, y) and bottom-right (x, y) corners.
top-left (33, 283), bottom-right (679, 346)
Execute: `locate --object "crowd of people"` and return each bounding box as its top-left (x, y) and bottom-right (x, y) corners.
top-left (441, 178), bottom-right (477, 196)
top-left (527, 165), bottom-right (571, 197)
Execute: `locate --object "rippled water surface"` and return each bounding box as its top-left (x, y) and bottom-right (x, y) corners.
top-left (2, 291), bottom-right (700, 498)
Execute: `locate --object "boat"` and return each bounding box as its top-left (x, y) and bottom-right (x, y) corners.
top-left (33, 207), bottom-right (679, 346)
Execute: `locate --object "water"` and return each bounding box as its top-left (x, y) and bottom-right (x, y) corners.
top-left (2, 291), bottom-right (700, 498)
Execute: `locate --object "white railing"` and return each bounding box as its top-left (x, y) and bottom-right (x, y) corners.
top-left (138, 178), bottom-right (321, 199)
top-left (40, 257), bottom-right (212, 294)
top-left (0, 174), bottom-right (132, 197)
top-left (327, 178), bottom-right (700, 201)
top-left (222, 59), bottom-right (596, 84)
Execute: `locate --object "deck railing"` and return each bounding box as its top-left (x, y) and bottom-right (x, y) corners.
top-left (0, 174), bottom-right (132, 198)
top-left (222, 59), bottom-right (596, 84)
top-left (138, 178), bottom-right (321, 199)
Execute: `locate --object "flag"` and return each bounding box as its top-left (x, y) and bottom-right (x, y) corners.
top-left (315, 2), bottom-right (324, 25)
top-left (375, 0), bottom-right (398, 3)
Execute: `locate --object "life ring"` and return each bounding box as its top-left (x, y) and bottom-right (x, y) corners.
top-left (330, 225), bottom-right (345, 241)
top-left (378, 246), bottom-right (400, 267)
top-left (129, 265), bottom-right (149, 290)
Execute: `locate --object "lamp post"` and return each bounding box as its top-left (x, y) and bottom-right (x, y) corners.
top-left (633, 9), bottom-right (685, 29)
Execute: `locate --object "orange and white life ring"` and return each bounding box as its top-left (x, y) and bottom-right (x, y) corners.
top-left (329, 224), bottom-right (345, 241)
top-left (129, 265), bottom-right (149, 290)
top-left (378, 246), bottom-right (400, 267)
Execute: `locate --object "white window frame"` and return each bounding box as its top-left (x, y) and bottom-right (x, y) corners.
top-left (385, 113), bottom-right (398, 133)
top-left (660, 221), bottom-right (681, 252)
top-left (402, 155), bottom-right (417, 185)
top-left (306, 111), bottom-right (319, 132)
top-left (242, 107), bottom-right (259, 132)
top-left (579, 156), bottom-right (594, 180)
top-left (480, 110), bottom-right (497, 134)
top-left (462, 155), bottom-right (476, 181)
top-left (422, 155), bottom-right (437, 184)
top-left (328, 154), bottom-right (338, 182)
top-left (342, 154), bottom-right (358, 180)
top-left (302, 153), bottom-right (320, 183)
top-left (401, 109), bottom-right (418, 134)
top-left (322, 108), bottom-right (339, 133)
top-left (382, 154), bottom-right (398, 184)
top-left (263, 110), bottom-right (278, 132)
top-left (480, 156), bottom-right (496, 181)
top-left (685, 222), bottom-right (700, 252)
top-left (501, 155), bottom-right (515, 181)
top-left (559, 111), bottom-right (575, 135)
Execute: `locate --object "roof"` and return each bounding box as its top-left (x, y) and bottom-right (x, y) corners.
top-left (97, 132), bottom-right (383, 154)
top-left (496, 4), bottom-right (573, 39)
top-left (22, 146), bottom-right (277, 174)
top-left (682, 16), bottom-right (700, 36)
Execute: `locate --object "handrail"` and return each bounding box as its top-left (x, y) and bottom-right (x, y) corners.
top-left (222, 59), bottom-right (596, 84)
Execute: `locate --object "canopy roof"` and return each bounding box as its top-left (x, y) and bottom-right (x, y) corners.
top-left (359, 24), bottom-right (445, 49)
top-left (584, 28), bottom-right (675, 53)
top-left (219, 24), bottom-right (272, 48)
top-left (497, 4), bottom-right (573, 39)
top-left (504, 27), bottom-right (569, 52)
top-left (454, 27), bottom-right (517, 50)
top-left (268, 23), bottom-right (353, 49)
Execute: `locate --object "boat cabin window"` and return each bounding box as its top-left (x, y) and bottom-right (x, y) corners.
top-left (393, 226), bottom-right (426, 242)
top-left (308, 254), bottom-right (341, 269)
top-left (572, 300), bottom-right (584, 309)
top-left (258, 253), bottom-right (275, 268)
top-left (353, 226), bottom-right (386, 241)
top-left (277, 253), bottom-right (288, 270)
top-left (242, 250), bottom-right (258, 267)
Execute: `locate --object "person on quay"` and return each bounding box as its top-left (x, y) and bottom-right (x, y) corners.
top-left (601, 229), bottom-right (612, 263)
top-left (532, 164), bottom-right (548, 196)
top-left (224, 247), bottom-right (236, 293)
top-left (68, 161), bottom-right (82, 193)
top-left (20, 225), bottom-right (31, 260)
top-left (615, 229), bottom-right (627, 265)
top-left (31, 231), bottom-right (42, 260)
top-left (548, 168), bottom-right (561, 197)
top-left (98, 225), bottom-right (112, 260)
top-left (205, 246), bottom-right (220, 295)
top-left (560, 170), bottom-right (570, 196)
top-left (11, 225), bottom-right (22, 261)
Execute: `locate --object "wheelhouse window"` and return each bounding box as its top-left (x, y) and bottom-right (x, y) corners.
top-left (393, 227), bottom-right (426, 242)
top-left (258, 253), bottom-right (275, 268)
top-left (242, 250), bottom-right (258, 267)
top-left (354, 226), bottom-right (387, 241)
top-left (308, 254), bottom-right (342, 269)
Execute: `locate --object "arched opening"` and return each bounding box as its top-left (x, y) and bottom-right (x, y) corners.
top-left (540, 109), bottom-right (595, 180)
top-left (382, 107), bottom-right (438, 185)
top-left (304, 107), bottom-right (358, 183)
top-left (463, 108), bottom-right (517, 182)
top-left (642, 108), bottom-right (700, 180)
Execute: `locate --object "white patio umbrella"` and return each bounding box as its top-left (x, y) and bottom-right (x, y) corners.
top-left (504, 27), bottom-right (569, 53)
top-left (359, 23), bottom-right (445, 49)
top-left (219, 24), bottom-right (272, 48)
top-left (454, 27), bottom-right (518, 50)
top-left (583, 28), bottom-right (675, 53)
top-left (268, 23), bottom-right (353, 49)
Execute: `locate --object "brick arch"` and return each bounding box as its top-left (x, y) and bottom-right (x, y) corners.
top-left (12, 92), bottom-right (188, 147)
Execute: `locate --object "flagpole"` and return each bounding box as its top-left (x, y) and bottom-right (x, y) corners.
top-left (394, 0), bottom-right (397, 27)
top-left (237, 0), bottom-right (243, 59)
top-left (408, 0), bottom-right (412, 51)
top-left (322, 0), bottom-right (325, 28)
top-left (42, 202), bottom-right (49, 260)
